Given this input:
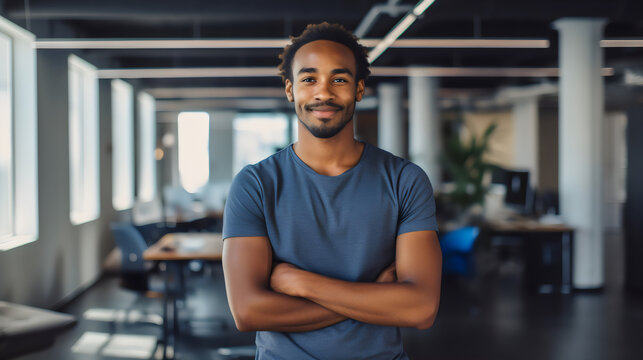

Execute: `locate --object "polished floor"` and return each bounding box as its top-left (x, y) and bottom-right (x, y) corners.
top-left (15, 241), bottom-right (643, 360)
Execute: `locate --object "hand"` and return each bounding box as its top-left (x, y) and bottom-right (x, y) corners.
top-left (376, 262), bottom-right (397, 283)
top-left (270, 262), bottom-right (304, 297)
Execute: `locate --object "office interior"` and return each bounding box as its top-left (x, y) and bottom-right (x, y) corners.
top-left (1, 0), bottom-right (643, 359)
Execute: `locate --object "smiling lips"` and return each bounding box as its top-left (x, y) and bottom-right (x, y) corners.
top-left (308, 105), bottom-right (342, 120)
top-left (311, 107), bottom-right (339, 119)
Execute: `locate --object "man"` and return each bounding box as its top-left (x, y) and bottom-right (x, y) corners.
top-left (222, 22), bottom-right (441, 359)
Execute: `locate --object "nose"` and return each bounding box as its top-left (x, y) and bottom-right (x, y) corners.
top-left (314, 79), bottom-right (334, 102)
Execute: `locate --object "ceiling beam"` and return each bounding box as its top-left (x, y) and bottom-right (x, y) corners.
top-left (96, 66), bottom-right (615, 79)
top-left (35, 38), bottom-right (550, 49)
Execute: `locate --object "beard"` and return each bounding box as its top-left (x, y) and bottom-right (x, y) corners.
top-left (298, 100), bottom-right (355, 139)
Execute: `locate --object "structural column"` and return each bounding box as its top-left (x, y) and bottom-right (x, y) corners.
top-left (512, 96), bottom-right (539, 188)
top-left (378, 83), bottom-right (406, 158)
top-left (554, 18), bottom-right (606, 289)
top-left (409, 75), bottom-right (441, 187)
top-left (209, 111), bottom-right (235, 184)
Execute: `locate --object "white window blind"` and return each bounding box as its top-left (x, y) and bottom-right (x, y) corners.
top-left (137, 92), bottom-right (157, 202)
top-left (68, 55), bottom-right (99, 225)
top-left (111, 79), bottom-right (134, 210)
top-left (178, 112), bottom-right (209, 193)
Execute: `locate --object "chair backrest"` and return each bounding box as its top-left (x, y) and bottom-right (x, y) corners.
top-left (110, 223), bottom-right (149, 272)
top-left (440, 226), bottom-right (480, 253)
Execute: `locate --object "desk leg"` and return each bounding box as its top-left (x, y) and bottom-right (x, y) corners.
top-left (161, 261), bottom-right (170, 360)
top-left (561, 231), bottom-right (573, 294)
top-left (168, 262), bottom-right (180, 360)
top-left (173, 263), bottom-right (180, 340)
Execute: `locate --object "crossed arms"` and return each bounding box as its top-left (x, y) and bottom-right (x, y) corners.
top-left (222, 230), bottom-right (442, 332)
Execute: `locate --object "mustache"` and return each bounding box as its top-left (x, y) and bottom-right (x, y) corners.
top-left (304, 101), bottom-right (344, 111)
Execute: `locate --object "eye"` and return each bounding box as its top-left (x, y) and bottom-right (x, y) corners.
top-left (333, 78), bottom-right (348, 83)
top-left (301, 77), bottom-right (315, 83)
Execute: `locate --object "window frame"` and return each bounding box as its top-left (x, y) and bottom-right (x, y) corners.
top-left (0, 16), bottom-right (38, 251)
top-left (0, 31), bottom-right (13, 240)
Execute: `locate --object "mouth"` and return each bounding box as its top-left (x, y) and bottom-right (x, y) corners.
top-left (310, 108), bottom-right (339, 119)
top-left (306, 104), bottom-right (343, 120)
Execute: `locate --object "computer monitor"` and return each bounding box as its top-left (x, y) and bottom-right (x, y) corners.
top-left (491, 167), bottom-right (533, 214)
top-left (504, 170), bottom-right (530, 207)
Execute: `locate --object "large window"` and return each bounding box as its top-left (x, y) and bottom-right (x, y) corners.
top-left (178, 112), bottom-right (209, 193)
top-left (111, 79), bottom-right (134, 210)
top-left (69, 55), bottom-right (99, 225)
top-left (0, 16), bottom-right (38, 251)
top-left (137, 92), bottom-right (157, 202)
top-left (233, 113), bottom-right (290, 175)
top-left (0, 32), bottom-right (12, 240)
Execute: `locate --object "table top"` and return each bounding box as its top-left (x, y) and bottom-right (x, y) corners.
top-left (143, 232), bottom-right (224, 261)
top-left (483, 220), bottom-right (574, 233)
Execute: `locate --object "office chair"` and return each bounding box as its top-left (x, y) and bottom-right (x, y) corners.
top-left (107, 223), bottom-right (166, 327)
top-left (110, 223), bottom-right (157, 291)
top-left (440, 226), bottom-right (480, 276)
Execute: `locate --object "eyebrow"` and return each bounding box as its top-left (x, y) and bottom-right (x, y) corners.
top-left (331, 68), bottom-right (354, 77)
top-left (296, 67), bottom-right (354, 77)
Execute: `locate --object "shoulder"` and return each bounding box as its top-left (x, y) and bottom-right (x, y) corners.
top-left (365, 144), bottom-right (428, 179)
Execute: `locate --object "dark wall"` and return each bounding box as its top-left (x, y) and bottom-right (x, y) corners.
top-left (625, 107), bottom-right (643, 292)
top-left (355, 110), bottom-right (378, 146)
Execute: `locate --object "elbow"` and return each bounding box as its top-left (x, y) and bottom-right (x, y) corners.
top-left (232, 307), bottom-right (258, 332)
top-left (233, 315), bottom-right (254, 332)
top-left (231, 307), bottom-right (249, 332)
top-left (229, 300), bottom-right (260, 332)
top-left (413, 302), bottom-right (439, 330)
top-left (414, 313), bottom-right (436, 330)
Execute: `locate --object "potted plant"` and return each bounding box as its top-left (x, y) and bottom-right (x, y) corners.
top-left (440, 121), bottom-right (497, 225)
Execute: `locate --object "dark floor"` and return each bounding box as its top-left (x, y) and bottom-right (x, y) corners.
top-left (15, 242), bottom-right (643, 360)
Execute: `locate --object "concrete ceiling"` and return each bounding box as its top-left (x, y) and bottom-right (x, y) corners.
top-left (2, 0), bottom-right (643, 96)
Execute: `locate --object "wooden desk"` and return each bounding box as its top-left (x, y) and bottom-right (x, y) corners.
top-left (143, 232), bottom-right (224, 360)
top-left (480, 220), bottom-right (574, 294)
top-left (484, 220), bottom-right (573, 233)
top-left (144, 233), bottom-right (223, 261)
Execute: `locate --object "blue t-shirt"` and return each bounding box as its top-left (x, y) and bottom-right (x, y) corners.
top-left (223, 142), bottom-right (438, 360)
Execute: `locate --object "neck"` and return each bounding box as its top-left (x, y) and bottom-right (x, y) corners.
top-left (293, 120), bottom-right (364, 176)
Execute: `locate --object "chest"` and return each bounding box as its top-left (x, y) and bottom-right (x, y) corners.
top-left (262, 171), bottom-right (400, 281)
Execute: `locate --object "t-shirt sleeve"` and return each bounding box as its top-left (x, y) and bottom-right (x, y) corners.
top-left (396, 163), bottom-right (439, 236)
top-left (222, 166), bottom-right (269, 240)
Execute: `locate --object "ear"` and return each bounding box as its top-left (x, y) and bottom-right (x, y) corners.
top-left (285, 79), bottom-right (294, 102)
top-left (355, 79), bottom-right (365, 102)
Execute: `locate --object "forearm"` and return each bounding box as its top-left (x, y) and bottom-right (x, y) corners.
top-left (222, 236), bottom-right (345, 333)
top-left (295, 271), bottom-right (438, 329)
top-left (230, 287), bottom-right (346, 332)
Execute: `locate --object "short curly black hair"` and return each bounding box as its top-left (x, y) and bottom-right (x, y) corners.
top-left (278, 22), bottom-right (371, 84)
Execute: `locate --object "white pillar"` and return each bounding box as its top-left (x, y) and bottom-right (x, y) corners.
top-left (409, 75), bottom-right (441, 187)
top-left (554, 18), bottom-right (606, 289)
top-left (378, 83), bottom-right (405, 157)
top-left (512, 97), bottom-right (539, 188)
top-left (209, 111), bottom-right (235, 183)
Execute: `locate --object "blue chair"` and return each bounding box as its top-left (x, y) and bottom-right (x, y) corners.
top-left (110, 223), bottom-right (157, 291)
top-left (439, 226), bottom-right (480, 276)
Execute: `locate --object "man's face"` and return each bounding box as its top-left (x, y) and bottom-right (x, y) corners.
top-left (285, 40), bottom-right (365, 139)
